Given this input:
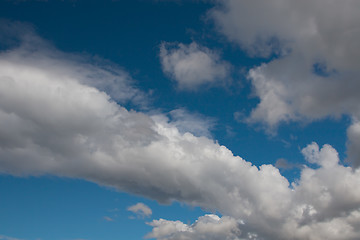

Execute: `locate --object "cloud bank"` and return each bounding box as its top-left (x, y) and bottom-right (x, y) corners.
top-left (148, 143), bottom-right (360, 240)
top-left (1, 22), bottom-right (360, 239)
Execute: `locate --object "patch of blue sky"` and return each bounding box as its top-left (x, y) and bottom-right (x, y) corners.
top-left (0, 175), bottom-right (205, 240)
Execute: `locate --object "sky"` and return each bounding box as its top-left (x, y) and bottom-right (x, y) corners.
top-left (0, 0), bottom-right (360, 239)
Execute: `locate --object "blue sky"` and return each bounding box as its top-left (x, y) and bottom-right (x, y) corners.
top-left (0, 1), bottom-right (360, 240)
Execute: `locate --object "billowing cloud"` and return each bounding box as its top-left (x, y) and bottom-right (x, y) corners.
top-left (209, 0), bottom-right (360, 167)
top-left (159, 42), bottom-right (231, 90)
top-left (147, 143), bottom-right (360, 240)
top-left (209, 0), bottom-right (360, 127)
top-left (2, 23), bottom-right (360, 239)
top-left (146, 214), bottom-right (243, 240)
top-left (127, 202), bottom-right (152, 218)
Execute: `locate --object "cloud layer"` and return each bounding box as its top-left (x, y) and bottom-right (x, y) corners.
top-left (1, 23), bottom-right (360, 239)
top-left (160, 42), bottom-right (230, 90)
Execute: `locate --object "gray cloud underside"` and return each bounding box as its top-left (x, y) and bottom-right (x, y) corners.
top-left (1, 23), bottom-right (360, 240)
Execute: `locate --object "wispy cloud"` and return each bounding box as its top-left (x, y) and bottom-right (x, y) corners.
top-left (0, 235), bottom-right (22, 240)
top-left (127, 203), bottom-right (152, 218)
top-left (103, 216), bottom-right (115, 222)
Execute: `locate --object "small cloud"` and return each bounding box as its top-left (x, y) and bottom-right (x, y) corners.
top-left (103, 216), bottom-right (114, 222)
top-left (160, 42), bottom-right (231, 90)
top-left (127, 202), bottom-right (152, 218)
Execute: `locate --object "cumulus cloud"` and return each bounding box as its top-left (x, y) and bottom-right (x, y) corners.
top-left (146, 214), bottom-right (243, 240)
top-left (127, 202), bottom-right (152, 218)
top-left (146, 143), bottom-right (360, 240)
top-left (209, 0), bottom-right (360, 127)
top-left (209, 0), bottom-right (360, 166)
top-left (2, 22), bottom-right (360, 239)
top-left (160, 42), bottom-right (231, 90)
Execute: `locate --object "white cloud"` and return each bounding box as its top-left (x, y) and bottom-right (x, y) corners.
top-left (127, 202), bottom-right (152, 218)
top-left (160, 42), bottom-right (231, 90)
top-left (147, 218), bottom-right (190, 239)
top-left (209, 0), bottom-right (360, 129)
top-left (2, 22), bottom-right (360, 239)
top-left (301, 142), bottom-right (339, 168)
top-left (146, 214), bottom-right (243, 240)
top-left (146, 143), bottom-right (360, 240)
top-left (210, 0), bottom-right (360, 63)
top-left (0, 20), bottom-right (146, 108)
top-left (210, 0), bottom-right (360, 167)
